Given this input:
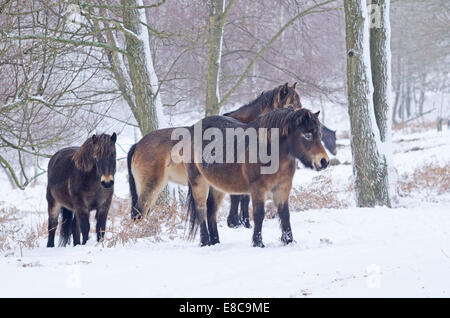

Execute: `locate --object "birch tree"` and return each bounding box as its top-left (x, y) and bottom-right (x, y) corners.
top-left (205, 0), bottom-right (236, 116)
top-left (119, 0), bottom-right (167, 134)
top-left (344, 0), bottom-right (391, 207)
top-left (370, 0), bottom-right (391, 142)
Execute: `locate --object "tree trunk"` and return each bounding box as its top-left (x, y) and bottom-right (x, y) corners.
top-left (121, 0), bottom-right (159, 135)
top-left (392, 54), bottom-right (401, 125)
top-left (370, 0), bottom-right (391, 142)
top-left (205, 0), bottom-right (226, 117)
top-left (248, 1), bottom-right (258, 98)
top-left (405, 80), bottom-right (411, 118)
top-left (344, 0), bottom-right (391, 207)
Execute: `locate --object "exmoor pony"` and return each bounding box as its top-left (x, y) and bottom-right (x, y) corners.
top-left (46, 133), bottom-right (117, 247)
top-left (184, 108), bottom-right (329, 247)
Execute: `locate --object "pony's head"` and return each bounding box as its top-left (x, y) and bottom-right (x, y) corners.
top-left (259, 82), bottom-right (302, 115)
top-left (222, 82), bottom-right (302, 124)
top-left (274, 82), bottom-right (302, 110)
top-left (260, 108), bottom-right (329, 171)
top-left (287, 109), bottom-right (329, 170)
top-left (74, 133), bottom-right (117, 188)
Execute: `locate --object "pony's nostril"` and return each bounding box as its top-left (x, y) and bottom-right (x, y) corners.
top-left (101, 180), bottom-right (114, 188)
top-left (320, 158), bottom-right (328, 169)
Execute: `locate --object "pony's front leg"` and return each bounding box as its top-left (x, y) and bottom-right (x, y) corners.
top-left (273, 184), bottom-right (294, 245)
top-left (251, 201), bottom-right (265, 247)
top-left (277, 202), bottom-right (293, 245)
top-left (74, 208), bottom-right (90, 245)
top-left (96, 196), bottom-right (112, 242)
top-left (71, 215), bottom-right (81, 246)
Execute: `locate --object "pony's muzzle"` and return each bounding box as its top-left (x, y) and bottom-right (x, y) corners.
top-left (320, 157), bottom-right (329, 169)
top-left (313, 156), bottom-right (329, 171)
top-left (100, 175), bottom-right (114, 189)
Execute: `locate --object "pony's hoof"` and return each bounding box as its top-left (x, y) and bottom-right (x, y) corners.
top-left (253, 232), bottom-right (265, 247)
top-left (200, 238), bottom-right (211, 247)
top-left (240, 217), bottom-right (251, 229)
top-left (131, 214), bottom-right (142, 221)
top-left (227, 216), bottom-right (241, 228)
top-left (209, 237), bottom-right (220, 245)
top-left (281, 231), bottom-right (294, 245)
top-left (252, 240), bottom-right (265, 248)
top-left (46, 242), bottom-right (55, 248)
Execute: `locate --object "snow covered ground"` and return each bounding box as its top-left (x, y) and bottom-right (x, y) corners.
top-left (1, 203), bottom-right (450, 298)
top-left (0, 105), bottom-right (449, 298)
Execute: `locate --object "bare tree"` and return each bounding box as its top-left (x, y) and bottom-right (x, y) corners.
top-left (205, 0), bottom-right (236, 116)
top-left (344, 0), bottom-right (391, 207)
top-left (0, 0), bottom-right (118, 189)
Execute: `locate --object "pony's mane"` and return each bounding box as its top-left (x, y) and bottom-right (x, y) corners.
top-left (257, 108), bottom-right (321, 137)
top-left (223, 85), bottom-right (281, 117)
top-left (73, 134), bottom-right (114, 172)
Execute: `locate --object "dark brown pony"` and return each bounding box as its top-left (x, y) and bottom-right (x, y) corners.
top-left (185, 108), bottom-right (329, 247)
top-left (46, 133), bottom-right (117, 247)
top-left (128, 83), bottom-right (301, 220)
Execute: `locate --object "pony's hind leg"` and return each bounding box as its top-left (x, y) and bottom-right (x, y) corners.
top-left (227, 195), bottom-right (241, 228)
top-left (134, 171), bottom-right (167, 220)
top-left (239, 195), bottom-right (251, 228)
top-left (206, 188), bottom-right (225, 245)
top-left (59, 207), bottom-right (74, 247)
top-left (250, 189), bottom-right (267, 248)
top-left (186, 168), bottom-right (210, 246)
top-left (46, 190), bottom-right (60, 248)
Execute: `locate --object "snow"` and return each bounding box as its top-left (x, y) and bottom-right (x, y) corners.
top-left (1, 204), bottom-right (449, 297)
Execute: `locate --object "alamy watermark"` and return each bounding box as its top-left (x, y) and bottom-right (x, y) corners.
top-left (170, 122), bottom-right (280, 174)
top-left (366, 264), bottom-right (382, 289)
top-left (66, 264), bottom-right (81, 289)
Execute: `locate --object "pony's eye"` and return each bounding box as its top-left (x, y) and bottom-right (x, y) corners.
top-left (303, 133), bottom-right (313, 141)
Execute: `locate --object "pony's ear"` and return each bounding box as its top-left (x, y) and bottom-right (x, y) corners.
top-left (111, 132), bottom-right (117, 143)
top-left (280, 82), bottom-right (289, 99)
top-left (314, 111), bottom-right (320, 117)
top-left (298, 110), bottom-right (311, 124)
top-left (292, 82), bottom-right (298, 89)
top-left (92, 134), bottom-right (97, 144)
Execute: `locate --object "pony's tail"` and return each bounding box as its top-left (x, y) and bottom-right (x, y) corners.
top-left (127, 144), bottom-right (140, 220)
top-left (186, 184), bottom-right (199, 240)
top-left (59, 208), bottom-right (73, 247)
